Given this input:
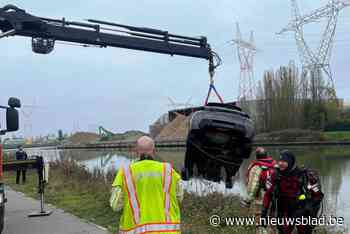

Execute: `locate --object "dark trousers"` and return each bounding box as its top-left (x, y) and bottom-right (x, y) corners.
top-left (278, 225), bottom-right (313, 234)
top-left (16, 170), bottom-right (26, 184)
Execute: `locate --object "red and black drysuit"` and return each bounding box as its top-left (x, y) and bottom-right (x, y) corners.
top-left (262, 166), bottom-right (323, 234)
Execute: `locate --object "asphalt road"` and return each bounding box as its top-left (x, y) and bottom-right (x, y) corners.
top-left (3, 188), bottom-right (110, 234)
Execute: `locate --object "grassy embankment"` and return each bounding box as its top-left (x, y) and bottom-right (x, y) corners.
top-left (323, 131), bottom-right (350, 141)
top-left (3, 159), bottom-right (344, 234)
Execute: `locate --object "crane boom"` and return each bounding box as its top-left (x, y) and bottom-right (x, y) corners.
top-left (0, 4), bottom-right (220, 74)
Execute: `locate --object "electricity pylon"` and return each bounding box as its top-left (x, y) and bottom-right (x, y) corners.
top-left (233, 23), bottom-right (258, 102)
top-left (279, 0), bottom-right (350, 94)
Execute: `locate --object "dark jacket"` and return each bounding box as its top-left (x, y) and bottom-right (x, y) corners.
top-left (16, 150), bottom-right (28, 161)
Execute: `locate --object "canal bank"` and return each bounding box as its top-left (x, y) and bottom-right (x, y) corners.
top-left (3, 157), bottom-right (344, 234)
top-left (3, 159), bottom-right (255, 234)
top-left (5, 138), bottom-right (350, 151)
top-left (55, 140), bottom-right (350, 150)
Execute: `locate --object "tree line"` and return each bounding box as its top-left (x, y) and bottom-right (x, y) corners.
top-left (243, 61), bottom-right (341, 133)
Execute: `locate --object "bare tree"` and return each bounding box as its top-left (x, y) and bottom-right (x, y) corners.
top-left (255, 61), bottom-right (339, 133)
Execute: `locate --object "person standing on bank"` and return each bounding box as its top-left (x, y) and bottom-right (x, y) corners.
top-left (110, 136), bottom-right (183, 234)
top-left (15, 145), bottom-right (28, 184)
top-left (241, 147), bottom-right (276, 234)
top-left (261, 150), bottom-right (323, 234)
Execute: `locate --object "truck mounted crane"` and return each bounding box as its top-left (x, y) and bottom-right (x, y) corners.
top-left (0, 6), bottom-right (255, 231)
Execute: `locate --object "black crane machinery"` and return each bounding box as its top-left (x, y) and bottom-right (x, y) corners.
top-left (0, 4), bottom-right (254, 194)
top-left (0, 4), bottom-right (221, 76)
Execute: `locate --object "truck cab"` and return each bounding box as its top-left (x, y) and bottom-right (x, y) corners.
top-left (0, 97), bottom-right (21, 233)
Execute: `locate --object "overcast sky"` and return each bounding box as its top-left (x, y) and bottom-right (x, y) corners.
top-left (0, 0), bottom-right (350, 137)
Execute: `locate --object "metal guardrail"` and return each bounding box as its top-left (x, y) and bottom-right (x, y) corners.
top-left (57, 140), bottom-right (187, 149)
top-left (253, 141), bottom-right (350, 147)
top-left (4, 140), bottom-right (350, 150)
top-left (57, 140), bottom-right (350, 150)
top-left (3, 142), bottom-right (58, 150)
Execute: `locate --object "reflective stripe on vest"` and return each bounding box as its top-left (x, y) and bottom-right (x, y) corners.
top-left (124, 165), bottom-right (141, 224)
top-left (120, 222), bottom-right (180, 234)
top-left (163, 163), bottom-right (173, 222)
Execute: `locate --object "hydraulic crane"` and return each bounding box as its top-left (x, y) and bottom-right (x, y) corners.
top-left (0, 5), bottom-right (254, 191)
top-left (0, 4), bottom-right (221, 77)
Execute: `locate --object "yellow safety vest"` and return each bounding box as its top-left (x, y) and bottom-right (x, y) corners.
top-left (113, 160), bottom-right (181, 234)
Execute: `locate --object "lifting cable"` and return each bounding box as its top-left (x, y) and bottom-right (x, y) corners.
top-left (204, 51), bottom-right (223, 105)
top-left (189, 138), bottom-right (243, 166)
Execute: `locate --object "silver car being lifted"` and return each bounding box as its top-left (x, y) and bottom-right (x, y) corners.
top-left (182, 103), bottom-right (255, 188)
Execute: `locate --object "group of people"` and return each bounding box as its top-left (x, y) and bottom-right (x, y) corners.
top-left (109, 136), bottom-right (324, 234)
top-left (242, 147), bottom-right (324, 234)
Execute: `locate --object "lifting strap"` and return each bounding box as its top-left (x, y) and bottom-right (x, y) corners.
top-left (204, 74), bottom-right (224, 105)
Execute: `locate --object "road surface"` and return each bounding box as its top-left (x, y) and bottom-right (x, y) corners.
top-left (3, 188), bottom-right (110, 234)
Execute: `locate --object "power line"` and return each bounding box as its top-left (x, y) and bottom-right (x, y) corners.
top-left (279, 0), bottom-right (350, 89)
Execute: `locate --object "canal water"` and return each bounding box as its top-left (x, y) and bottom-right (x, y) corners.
top-left (6, 146), bottom-right (350, 230)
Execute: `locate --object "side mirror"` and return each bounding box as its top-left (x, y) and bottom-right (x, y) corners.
top-left (6, 107), bottom-right (19, 132)
top-left (8, 97), bottom-right (21, 108)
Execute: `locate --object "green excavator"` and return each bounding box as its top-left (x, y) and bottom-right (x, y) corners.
top-left (98, 126), bottom-right (115, 141)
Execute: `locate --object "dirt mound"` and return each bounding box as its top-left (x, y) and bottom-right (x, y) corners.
top-left (155, 114), bottom-right (190, 141)
top-left (110, 130), bottom-right (147, 141)
top-left (69, 132), bottom-right (100, 144)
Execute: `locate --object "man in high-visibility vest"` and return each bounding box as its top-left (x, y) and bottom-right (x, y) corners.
top-left (110, 136), bottom-right (183, 234)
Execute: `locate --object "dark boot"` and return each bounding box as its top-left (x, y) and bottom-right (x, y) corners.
top-left (22, 170), bottom-right (26, 184)
top-left (16, 170), bottom-right (20, 184)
